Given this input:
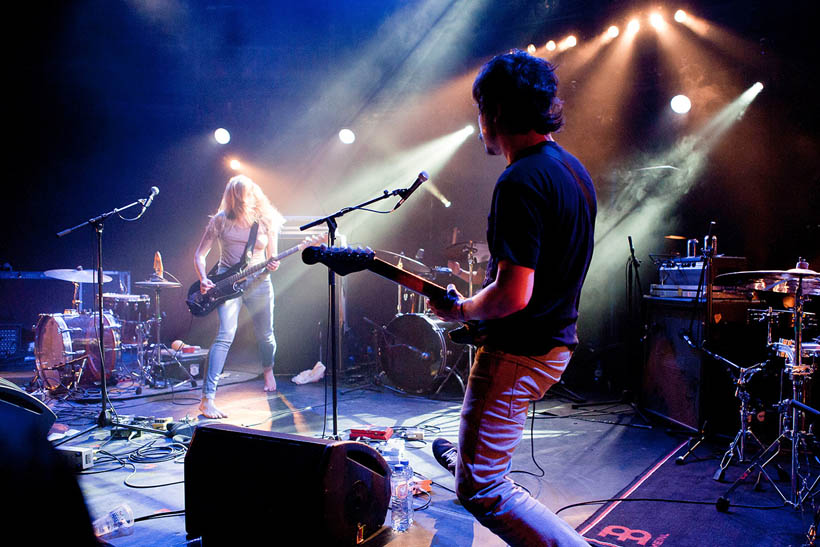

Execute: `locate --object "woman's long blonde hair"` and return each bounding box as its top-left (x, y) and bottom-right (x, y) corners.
top-left (216, 175), bottom-right (285, 233)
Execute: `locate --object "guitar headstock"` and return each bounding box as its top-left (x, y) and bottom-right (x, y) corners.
top-left (302, 244), bottom-right (376, 276)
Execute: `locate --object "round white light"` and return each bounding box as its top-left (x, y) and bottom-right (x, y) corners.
top-left (607, 25), bottom-right (620, 39)
top-left (674, 10), bottom-right (687, 23)
top-left (214, 128), bottom-right (231, 145)
top-left (546, 40), bottom-right (556, 51)
top-left (229, 159), bottom-right (242, 170)
top-left (527, 44), bottom-right (537, 55)
top-left (627, 19), bottom-right (641, 35)
top-left (338, 128), bottom-right (356, 144)
top-left (670, 94), bottom-right (692, 114)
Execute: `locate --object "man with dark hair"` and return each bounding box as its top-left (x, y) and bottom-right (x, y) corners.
top-left (430, 50), bottom-right (595, 546)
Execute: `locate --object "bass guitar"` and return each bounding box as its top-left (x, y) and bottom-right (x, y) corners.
top-left (301, 244), bottom-right (482, 345)
top-left (186, 235), bottom-right (323, 317)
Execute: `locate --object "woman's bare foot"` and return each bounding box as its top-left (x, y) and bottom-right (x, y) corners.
top-left (199, 398), bottom-right (228, 419)
top-left (263, 368), bottom-right (277, 392)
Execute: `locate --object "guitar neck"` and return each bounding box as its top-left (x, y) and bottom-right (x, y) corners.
top-left (218, 244), bottom-right (302, 288)
top-left (366, 258), bottom-right (448, 301)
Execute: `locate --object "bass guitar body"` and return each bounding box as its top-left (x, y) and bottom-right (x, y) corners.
top-left (185, 263), bottom-right (254, 317)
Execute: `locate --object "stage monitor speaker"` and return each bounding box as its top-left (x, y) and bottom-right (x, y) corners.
top-left (0, 376), bottom-right (56, 439)
top-left (185, 423), bottom-right (390, 545)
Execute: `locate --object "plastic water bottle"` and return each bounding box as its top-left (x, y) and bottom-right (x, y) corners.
top-left (92, 503), bottom-right (134, 538)
top-left (390, 461), bottom-right (414, 532)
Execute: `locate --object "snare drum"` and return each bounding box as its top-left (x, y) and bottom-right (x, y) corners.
top-left (380, 313), bottom-right (461, 394)
top-left (34, 311), bottom-right (120, 390)
top-left (773, 340), bottom-right (820, 376)
top-left (103, 293), bottom-right (150, 322)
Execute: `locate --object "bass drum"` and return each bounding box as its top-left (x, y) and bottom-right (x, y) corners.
top-left (34, 312), bottom-right (120, 390)
top-left (380, 313), bottom-right (462, 394)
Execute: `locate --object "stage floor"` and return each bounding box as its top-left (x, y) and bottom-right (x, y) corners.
top-left (2, 357), bottom-right (813, 546)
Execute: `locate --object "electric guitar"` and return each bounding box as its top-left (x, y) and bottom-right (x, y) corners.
top-left (301, 244), bottom-right (482, 345)
top-left (186, 235), bottom-right (324, 317)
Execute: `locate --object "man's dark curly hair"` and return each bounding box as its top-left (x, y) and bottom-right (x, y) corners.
top-left (472, 49), bottom-right (563, 135)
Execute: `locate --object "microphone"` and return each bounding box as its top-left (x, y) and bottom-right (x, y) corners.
top-left (143, 186), bottom-right (160, 209)
top-left (392, 171), bottom-right (428, 211)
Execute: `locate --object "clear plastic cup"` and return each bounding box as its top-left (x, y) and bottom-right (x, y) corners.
top-left (93, 503), bottom-right (134, 538)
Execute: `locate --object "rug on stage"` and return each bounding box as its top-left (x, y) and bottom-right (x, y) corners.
top-left (577, 440), bottom-right (815, 547)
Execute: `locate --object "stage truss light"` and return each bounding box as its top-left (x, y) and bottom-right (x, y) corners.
top-left (338, 128), bottom-right (356, 144)
top-left (546, 40), bottom-right (557, 51)
top-left (674, 10), bottom-right (687, 23)
top-left (626, 19), bottom-right (641, 36)
top-left (229, 158), bottom-right (242, 171)
top-left (214, 128), bottom-right (231, 145)
top-left (527, 44), bottom-right (537, 55)
top-left (670, 94), bottom-right (692, 114)
top-left (607, 25), bottom-right (620, 39)
top-left (649, 12), bottom-right (665, 31)
top-left (559, 35), bottom-right (577, 51)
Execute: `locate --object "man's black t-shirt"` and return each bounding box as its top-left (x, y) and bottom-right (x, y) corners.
top-left (479, 140), bottom-right (596, 355)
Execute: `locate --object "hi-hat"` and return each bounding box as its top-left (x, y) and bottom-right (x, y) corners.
top-left (45, 268), bottom-right (112, 284)
top-left (375, 250), bottom-right (431, 275)
top-left (444, 241), bottom-right (490, 264)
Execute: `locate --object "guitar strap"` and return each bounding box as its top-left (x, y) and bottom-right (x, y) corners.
top-left (542, 144), bottom-right (595, 217)
top-left (240, 221), bottom-right (260, 270)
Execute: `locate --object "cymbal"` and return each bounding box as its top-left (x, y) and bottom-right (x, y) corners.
top-left (374, 250), bottom-right (431, 275)
top-left (444, 241), bottom-right (490, 264)
top-left (44, 268), bottom-right (112, 284)
top-left (134, 279), bottom-right (182, 288)
top-left (715, 269), bottom-right (820, 296)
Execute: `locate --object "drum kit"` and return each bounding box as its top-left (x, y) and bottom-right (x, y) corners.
top-left (32, 267), bottom-right (190, 396)
top-left (710, 262), bottom-right (820, 510)
top-left (370, 241), bottom-right (487, 395)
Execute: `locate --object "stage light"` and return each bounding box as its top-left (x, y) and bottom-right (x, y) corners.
top-left (214, 128), bottom-right (231, 145)
top-left (649, 13), bottom-right (665, 30)
top-left (607, 25), bottom-right (620, 39)
top-left (752, 81), bottom-right (764, 93)
top-left (670, 94), bottom-right (692, 114)
top-left (463, 124), bottom-right (475, 135)
top-left (627, 19), bottom-right (640, 36)
top-left (674, 10), bottom-right (687, 23)
top-left (338, 128), bottom-right (356, 144)
top-left (229, 159), bottom-right (242, 171)
top-left (546, 40), bottom-right (557, 51)
top-left (527, 44), bottom-right (537, 55)
top-left (566, 35), bottom-right (577, 48)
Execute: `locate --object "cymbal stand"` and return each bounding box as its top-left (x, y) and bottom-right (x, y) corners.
top-left (143, 286), bottom-right (196, 390)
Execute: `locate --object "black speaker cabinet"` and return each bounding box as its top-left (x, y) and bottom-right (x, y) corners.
top-left (185, 423), bottom-right (390, 545)
top-left (641, 297), bottom-right (759, 433)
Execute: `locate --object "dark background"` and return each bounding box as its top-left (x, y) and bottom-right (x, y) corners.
top-left (3, 1), bottom-right (818, 386)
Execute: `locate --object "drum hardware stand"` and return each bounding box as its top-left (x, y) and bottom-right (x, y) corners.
top-left (136, 280), bottom-right (194, 390)
top-left (432, 344), bottom-right (468, 396)
top-left (300, 173), bottom-right (425, 438)
top-left (53, 189), bottom-right (170, 445)
top-left (712, 362), bottom-right (770, 481)
top-left (717, 272), bottom-right (817, 511)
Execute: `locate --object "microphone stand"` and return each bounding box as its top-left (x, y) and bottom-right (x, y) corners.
top-left (53, 195), bottom-right (169, 445)
top-left (299, 186), bottom-right (410, 439)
